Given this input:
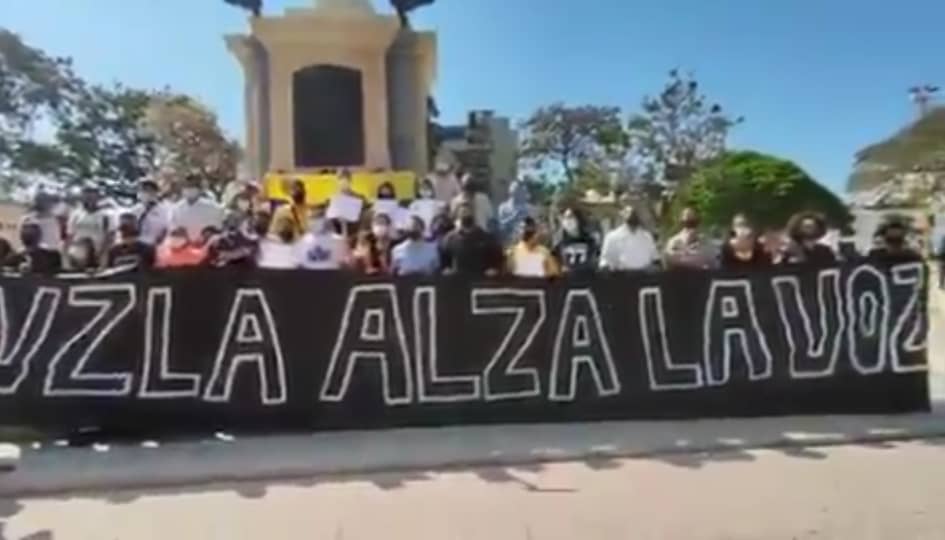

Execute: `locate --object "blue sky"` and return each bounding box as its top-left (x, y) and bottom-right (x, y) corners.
top-left (3, 0), bottom-right (943, 192)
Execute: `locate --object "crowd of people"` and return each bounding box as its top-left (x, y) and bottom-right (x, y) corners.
top-left (3, 166), bottom-right (941, 288)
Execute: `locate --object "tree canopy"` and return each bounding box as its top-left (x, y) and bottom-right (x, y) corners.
top-left (672, 150), bottom-right (852, 232)
top-left (0, 27), bottom-right (240, 202)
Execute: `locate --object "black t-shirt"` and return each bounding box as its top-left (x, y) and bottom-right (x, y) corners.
top-left (207, 232), bottom-right (258, 268)
top-left (720, 240), bottom-right (770, 269)
top-left (107, 241), bottom-right (155, 271)
top-left (440, 227), bottom-right (504, 275)
top-left (779, 243), bottom-right (837, 266)
top-left (553, 233), bottom-right (598, 273)
top-left (867, 247), bottom-right (922, 265)
top-left (4, 248), bottom-right (62, 275)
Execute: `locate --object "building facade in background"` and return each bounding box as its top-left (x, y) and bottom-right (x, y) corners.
top-left (438, 110), bottom-right (518, 200)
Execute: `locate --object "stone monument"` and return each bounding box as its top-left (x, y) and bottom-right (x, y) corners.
top-left (226, 0), bottom-right (436, 180)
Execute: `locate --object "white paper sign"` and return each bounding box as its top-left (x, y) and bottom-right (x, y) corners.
top-left (373, 199), bottom-right (400, 218)
top-left (327, 194), bottom-right (364, 222)
top-left (409, 199), bottom-right (446, 231)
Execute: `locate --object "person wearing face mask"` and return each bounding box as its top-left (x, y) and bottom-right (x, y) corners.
top-left (777, 212), bottom-right (837, 266)
top-left (507, 217), bottom-right (559, 278)
top-left (156, 227), bottom-right (207, 268)
top-left (297, 205), bottom-right (350, 270)
top-left (376, 182), bottom-right (397, 201)
top-left (270, 179), bottom-right (308, 242)
top-left (206, 211), bottom-right (259, 268)
top-left (352, 214), bottom-right (394, 275)
top-left (553, 207), bottom-right (598, 273)
top-left (600, 205), bottom-right (659, 271)
top-left (67, 185), bottom-right (111, 261)
top-left (720, 213), bottom-right (770, 269)
top-left (868, 218), bottom-right (921, 264)
top-left (498, 180), bottom-right (533, 246)
top-left (228, 191), bottom-right (255, 226)
top-left (106, 212), bottom-right (156, 271)
top-left (20, 191), bottom-right (64, 251)
top-left (449, 175), bottom-right (495, 232)
top-left (4, 221), bottom-right (62, 275)
top-left (391, 215), bottom-right (440, 276)
top-left (169, 175), bottom-right (223, 244)
top-left (129, 179), bottom-right (170, 246)
top-left (440, 203), bottom-right (504, 276)
top-left (664, 207), bottom-right (717, 270)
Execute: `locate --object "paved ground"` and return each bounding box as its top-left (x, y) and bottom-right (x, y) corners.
top-left (0, 270), bottom-right (940, 538)
top-left (2, 440), bottom-right (944, 540)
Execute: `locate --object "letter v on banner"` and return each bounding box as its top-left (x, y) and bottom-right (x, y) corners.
top-left (0, 285), bottom-right (61, 394)
top-left (548, 289), bottom-right (620, 401)
top-left (203, 289), bottom-right (287, 404)
top-left (320, 284), bottom-right (413, 405)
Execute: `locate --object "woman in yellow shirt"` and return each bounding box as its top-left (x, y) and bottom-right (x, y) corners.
top-left (507, 217), bottom-right (559, 278)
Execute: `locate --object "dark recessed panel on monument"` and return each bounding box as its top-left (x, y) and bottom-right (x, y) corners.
top-left (293, 65), bottom-right (365, 168)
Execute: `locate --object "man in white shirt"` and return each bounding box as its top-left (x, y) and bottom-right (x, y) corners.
top-left (429, 162), bottom-right (461, 204)
top-left (129, 179), bottom-right (170, 245)
top-left (169, 176), bottom-right (223, 243)
top-left (67, 186), bottom-right (111, 257)
top-left (19, 192), bottom-right (64, 251)
top-left (599, 206), bottom-right (660, 271)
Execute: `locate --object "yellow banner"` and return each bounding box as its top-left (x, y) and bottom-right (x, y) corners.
top-left (264, 171), bottom-right (417, 205)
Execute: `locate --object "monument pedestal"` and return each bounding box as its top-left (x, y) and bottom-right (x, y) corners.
top-left (228, 0), bottom-right (435, 177)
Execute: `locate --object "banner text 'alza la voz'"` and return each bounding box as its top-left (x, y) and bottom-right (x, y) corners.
top-left (0, 262), bottom-right (928, 433)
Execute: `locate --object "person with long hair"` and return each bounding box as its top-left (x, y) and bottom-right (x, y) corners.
top-left (553, 206), bottom-right (598, 273)
top-left (777, 211), bottom-right (836, 265)
top-left (352, 213), bottom-right (394, 275)
top-left (720, 213), bottom-right (770, 269)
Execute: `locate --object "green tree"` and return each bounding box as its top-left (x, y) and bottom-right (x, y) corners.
top-left (627, 70), bottom-right (742, 187)
top-left (672, 150), bottom-right (852, 232)
top-left (0, 28), bottom-right (82, 190)
top-left (144, 93), bottom-right (241, 198)
top-left (518, 103), bottom-right (626, 185)
top-left (47, 84), bottom-right (158, 200)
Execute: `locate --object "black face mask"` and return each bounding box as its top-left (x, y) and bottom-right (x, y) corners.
top-left (522, 229), bottom-right (537, 241)
top-left (460, 216), bottom-right (476, 229)
top-left (292, 192), bottom-right (305, 205)
top-left (885, 235), bottom-right (905, 247)
top-left (20, 231), bottom-right (41, 249)
top-left (408, 229), bottom-right (423, 240)
top-left (118, 224), bottom-right (139, 239)
top-left (682, 218), bottom-right (699, 229)
top-left (278, 229), bottom-right (294, 243)
top-left (626, 215), bottom-right (641, 228)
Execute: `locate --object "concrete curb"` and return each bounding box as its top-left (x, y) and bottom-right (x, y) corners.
top-left (2, 411), bottom-right (944, 498)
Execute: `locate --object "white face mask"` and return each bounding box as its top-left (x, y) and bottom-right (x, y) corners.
top-left (182, 188), bottom-right (200, 201)
top-left (734, 226), bottom-right (752, 239)
top-left (169, 237), bottom-right (188, 249)
top-left (67, 246), bottom-right (89, 263)
top-left (419, 188), bottom-right (434, 199)
top-left (139, 191), bottom-right (157, 204)
top-left (236, 199), bottom-right (251, 212)
top-left (339, 179), bottom-right (351, 192)
top-left (310, 218), bottom-right (326, 233)
top-left (562, 218), bottom-right (578, 235)
top-left (372, 225), bottom-right (389, 238)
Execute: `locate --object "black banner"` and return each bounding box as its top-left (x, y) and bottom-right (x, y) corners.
top-left (0, 262), bottom-right (930, 434)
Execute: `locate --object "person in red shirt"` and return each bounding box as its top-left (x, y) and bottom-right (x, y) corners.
top-left (156, 227), bottom-right (207, 268)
